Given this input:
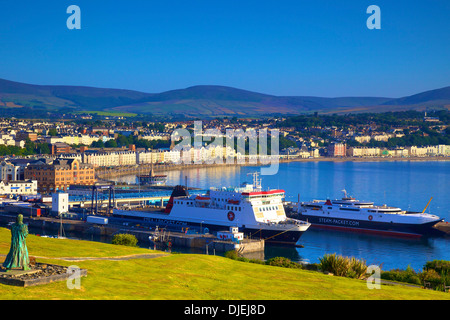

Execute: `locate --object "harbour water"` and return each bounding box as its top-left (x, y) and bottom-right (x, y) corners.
top-left (112, 160), bottom-right (450, 271)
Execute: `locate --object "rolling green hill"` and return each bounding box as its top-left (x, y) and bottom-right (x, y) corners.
top-left (0, 78), bottom-right (449, 117)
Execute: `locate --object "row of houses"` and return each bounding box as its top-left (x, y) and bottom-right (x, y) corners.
top-left (347, 145), bottom-right (449, 157)
top-left (353, 133), bottom-right (405, 144)
top-left (45, 134), bottom-right (112, 146)
top-left (84, 145), bottom-right (240, 167)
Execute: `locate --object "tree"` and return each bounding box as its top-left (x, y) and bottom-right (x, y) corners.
top-left (36, 143), bottom-right (51, 155)
top-left (48, 128), bottom-right (58, 136)
top-left (105, 140), bottom-right (118, 148)
top-left (111, 234), bottom-right (138, 247)
top-left (90, 140), bottom-right (104, 148)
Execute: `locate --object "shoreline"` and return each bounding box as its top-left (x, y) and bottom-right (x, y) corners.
top-left (96, 156), bottom-right (449, 179)
top-left (279, 156), bottom-right (450, 164)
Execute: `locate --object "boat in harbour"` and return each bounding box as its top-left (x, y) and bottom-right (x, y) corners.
top-left (296, 190), bottom-right (443, 237)
top-left (113, 172), bottom-right (311, 245)
top-left (137, 165), bottom-right (167, 186)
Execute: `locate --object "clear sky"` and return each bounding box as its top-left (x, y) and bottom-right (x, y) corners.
top-left (0, 0), bottom-right (449, 97)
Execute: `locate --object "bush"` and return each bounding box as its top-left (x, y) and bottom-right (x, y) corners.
top-left (381, 260), bottom-right (450, 291)
top-left (424, 260), bottom-right (450, 278)
top-left (421, 260), bottom-right (450, 291)
top-left (420, 269), bottom-right (443, 290)
top-left (266, 257), bottom-right (302, 269)
top-left (225, 250), bottom-right (238, 260)
top-left (303, 263), bottom-right (320, 271)
top-left (318, 254), bottom-right (367, 279)
top-left (381, 265), bottom-right (421, 286)
top-left (249, 259), bottom-right (265, 265)
top-left (112, 233), bottom-right (138, 247)
top-left (224, 250), bottom-right (265, 265)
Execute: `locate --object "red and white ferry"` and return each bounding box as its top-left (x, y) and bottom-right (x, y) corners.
top-left (113, 173), bottom-right (310, 245)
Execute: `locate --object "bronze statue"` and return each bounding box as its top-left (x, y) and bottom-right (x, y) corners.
top-left (3, 214), bottom-right (30, 270)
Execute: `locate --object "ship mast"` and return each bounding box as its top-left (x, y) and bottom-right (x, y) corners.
top-left (248, 172), bottom-right (262, 191)
top-left (150, 162), bottom-right (155, 177)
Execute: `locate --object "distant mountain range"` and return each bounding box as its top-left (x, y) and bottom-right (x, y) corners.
top-left (0, 78), bottom-right (449, 117)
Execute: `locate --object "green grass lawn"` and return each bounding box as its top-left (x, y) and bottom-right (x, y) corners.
top-left (0, 228), bottom-right (449, 300)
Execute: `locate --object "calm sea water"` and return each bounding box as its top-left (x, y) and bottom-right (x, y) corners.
top-left (115, 160), bottom-right (450, 271)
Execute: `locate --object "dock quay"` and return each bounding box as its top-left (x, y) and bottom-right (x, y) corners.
top-left (0, 212), bottom-right (264, 254)
top-left (122, 228), bottom-right (264, 254)
top-left (434, 221), bottom-right (450, 236)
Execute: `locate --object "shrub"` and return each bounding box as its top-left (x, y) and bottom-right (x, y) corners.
top-left (348, 257), bottom-right (368, 279)
top-left (420, 269), bottom-right (443, 290)
top-left (421, 260), bottom-right (450, 291)
top-left (380, 260), bottom-right (450, 291)
top-left (249, 259), bottom-right (265, 265)
top-left (381, 265), bottom-right (421, 286)
top-left (423, 260), bottom-right (450, 275)
top-left (225, 250), bottom-right (238, 260)
top-left (303, 263), bottom-right (320, 271)
top-left (112, 233), bottom-right (138, 247)
top-left (318, 254), bottom-right (367, 279)
top-left (237, 257), bottom-right (250, 263)
top-left (266, 257), bottom-right (302, 269)
top-left (224, 251), bottom-right (265, 265)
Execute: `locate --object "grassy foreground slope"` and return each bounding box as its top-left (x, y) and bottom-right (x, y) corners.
top-left (0, 228), bottom-right (448, 300)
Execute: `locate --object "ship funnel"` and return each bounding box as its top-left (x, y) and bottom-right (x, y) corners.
top-left (164, 185), bottom-right (190, 213)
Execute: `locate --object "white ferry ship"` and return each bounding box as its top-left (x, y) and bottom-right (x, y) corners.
top-left (297, 190), bottom-right (443, 237)
top-left (113, 173), bottom-right (310, 245)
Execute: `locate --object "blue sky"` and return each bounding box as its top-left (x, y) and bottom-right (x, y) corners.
top-left (0, 0), bottom-right (449, 97)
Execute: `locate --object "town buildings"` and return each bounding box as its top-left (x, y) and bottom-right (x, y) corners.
top-left (327, 143), bottom-right (346, 157)
top-left (51, 142), bottom-right (71, 155)
top-left (82, 150), bottom-right (137, 167)
top-left (0, 179), bottom-right (37, 195)
top-left (0, 115), bottom-right (448, 199)
top-left (24, 158), bottom-right (95, 193)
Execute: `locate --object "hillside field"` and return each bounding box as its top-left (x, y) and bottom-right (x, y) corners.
top-left (0, 227), bottom-right (448, 300)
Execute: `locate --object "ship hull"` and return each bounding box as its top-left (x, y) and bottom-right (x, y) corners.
top-left (298, 213), bottom-right (442, 237)
top-left (244, 228), bottom-right (306, 245)
top-left (167, 220), bottom-right (307, 245)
